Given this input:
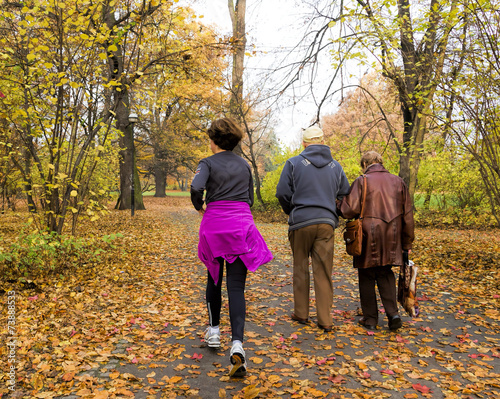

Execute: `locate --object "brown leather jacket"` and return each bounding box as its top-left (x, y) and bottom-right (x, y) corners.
top-left (338, 163), bottom-right (415, 269)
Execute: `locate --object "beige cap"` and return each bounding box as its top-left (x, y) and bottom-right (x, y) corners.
top-left (302, 126), bottom-right (324, 143)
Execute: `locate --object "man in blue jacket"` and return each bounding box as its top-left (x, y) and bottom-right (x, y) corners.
top-left (276, 126), bottom-right (350, 332)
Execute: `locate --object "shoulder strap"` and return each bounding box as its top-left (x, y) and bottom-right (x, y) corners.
top-left (359, 175), bottom-right (367, 219)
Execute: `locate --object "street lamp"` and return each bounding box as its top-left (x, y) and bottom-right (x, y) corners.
top-left (129, 113), bottom-right (138, 216)
top-left (129, 113), bottom-right (139, 124)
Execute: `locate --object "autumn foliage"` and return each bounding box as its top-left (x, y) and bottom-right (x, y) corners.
top-left (1, 197), bottom-right (499, 398)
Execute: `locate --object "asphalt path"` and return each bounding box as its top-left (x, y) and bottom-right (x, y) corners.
top-left (52, 201), bottom-right (500, 399)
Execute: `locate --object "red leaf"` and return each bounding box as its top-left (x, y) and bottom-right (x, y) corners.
top-left (396, 335), bottom-right (410, 343)
top-left (328, 375), bottom-right (346, 384)
top-left (412, 383), bottom-right (432, 393)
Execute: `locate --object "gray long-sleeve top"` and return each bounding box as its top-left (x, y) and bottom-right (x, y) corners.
top-left (190, 151), bottom-right (254, 211)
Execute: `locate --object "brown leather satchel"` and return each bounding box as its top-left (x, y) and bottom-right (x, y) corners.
top-left (343, 175), bottom-right (367, 256)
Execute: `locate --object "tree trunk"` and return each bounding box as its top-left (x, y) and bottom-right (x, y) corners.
top-left (252, 162), bottom-right (265, 207)
top-left (154, 166), bottom-right (167, 197)
top-left (228, 0), bottom-right (246, 155)
top-left (228, 0), bottom-right (246, 121)
top-left (398, 109), bottom-right (426, 200)
top-left (22, 147), bottom-right (37, 213)
top-left (103, 9), bottom-right (145, 212)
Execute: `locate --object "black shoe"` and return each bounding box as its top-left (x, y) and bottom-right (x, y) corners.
top-left (388, 315), bottom-right (402, 330)
top-left (358, 318), bottom-right (377, 330)
top-left (317, 323), bottom-right (333, 333)
top-left (291, 313), bottom-right (308, 324)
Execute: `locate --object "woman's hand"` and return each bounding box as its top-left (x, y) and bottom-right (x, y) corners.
top-left (198, 207), bottom-right (205, 216)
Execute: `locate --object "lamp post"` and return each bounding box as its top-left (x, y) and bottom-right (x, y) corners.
top-left (129, 113), bottom-right (138, 217)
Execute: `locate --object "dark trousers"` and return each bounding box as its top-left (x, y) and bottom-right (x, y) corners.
top-left (206, 257), bottom-right (247, 342)
top-left (358, 266), bottom-right (398, 325)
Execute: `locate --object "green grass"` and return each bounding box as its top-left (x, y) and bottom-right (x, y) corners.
top-left (141, 190), bottom-right (190, 197)
top-left (165, 190), bottom-right (190, 197)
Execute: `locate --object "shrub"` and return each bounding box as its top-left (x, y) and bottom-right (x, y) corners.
top-left (0, 229), bottom-right (123, 281)
top-left (260, 147), bottom-right (301, 208)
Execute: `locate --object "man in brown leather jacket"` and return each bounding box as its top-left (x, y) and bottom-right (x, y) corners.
top-left (338, 151), bottom-right (414, 331)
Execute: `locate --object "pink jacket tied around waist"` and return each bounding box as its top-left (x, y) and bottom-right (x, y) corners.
top-left (198, 201), bottom-right (273, 283)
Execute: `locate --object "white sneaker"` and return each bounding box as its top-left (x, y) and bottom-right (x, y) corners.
top-left (204, 327), bottom-right (220, 348)
top-left (229, 341), bottom-right (247, 377)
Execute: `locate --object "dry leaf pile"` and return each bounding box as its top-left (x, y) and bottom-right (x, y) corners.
top-left (0, 197), bottom-right (499, 398)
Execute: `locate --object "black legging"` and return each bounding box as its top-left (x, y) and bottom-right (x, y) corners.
top-left (206, 257), bottom-right (247, 342)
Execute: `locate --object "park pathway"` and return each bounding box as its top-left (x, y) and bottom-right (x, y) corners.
top-left (80, 198), bottom-right (500, 398)
top-left (7, 197), bottom-right (499, 399)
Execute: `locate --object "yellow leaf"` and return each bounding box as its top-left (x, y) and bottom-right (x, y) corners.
top-left (75, 389), bottom-right (91, 396)
top-left (307, 387), bottom-right (326, 397)
top-left (242, 384), bottom-right (260, 399)
top-left (108, 44), bottom-right (118, 52)
top-left (115, 389), bottom-right (134, 397)
top-left (218, 388), bottom-right (226, 398)
top-left (32, 372), bottom-right (43, 389)
top-left (70, 190), bottom-right (78, 197)
top-left (109, 371), bottom-right (120, 379)
top-left (357, 361), bottom-right (367, 370)
top-left (62, 372), bottom-right (75, 381)
top-left (250, 356), bottom-right (263, 364)
top-left (27, 53), bottom-right (36, 61)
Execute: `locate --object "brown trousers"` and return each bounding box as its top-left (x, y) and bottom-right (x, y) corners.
top-left (358, 266), bottom-right (399, 326)
top-left (288, 223), bottom-right (334, 327)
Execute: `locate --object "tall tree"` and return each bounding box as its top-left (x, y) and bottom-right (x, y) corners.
top-left (441, 0), bottom-right (500, 225)
top-left (228, 0), bottom-right (247, 123)
top-left (0, 0), bottom-right (228, 232)
top-left (137, 16), bottom-right (228, 197)
top-left (240, 102), bottom-right (278, 207)
top-left (0, 0), bottom-right (119, 233)
top-left (279, 0), bottom-right (464, 198)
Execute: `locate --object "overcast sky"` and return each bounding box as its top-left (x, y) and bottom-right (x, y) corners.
top-left (178, 0), bottom-right (347, 147)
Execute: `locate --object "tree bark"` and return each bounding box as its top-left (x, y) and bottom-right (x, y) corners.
top-left (154, 165), bottom-right (167, 197)
top-left (104, 8), bottom-right (145, 212)
top-left (392, 0), bottom-right (456, 199)
top-left (228, 0), bottom-right (247, 124)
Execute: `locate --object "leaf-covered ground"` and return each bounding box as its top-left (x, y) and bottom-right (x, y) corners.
top-left (1, 197), bottom-right (499, 398)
